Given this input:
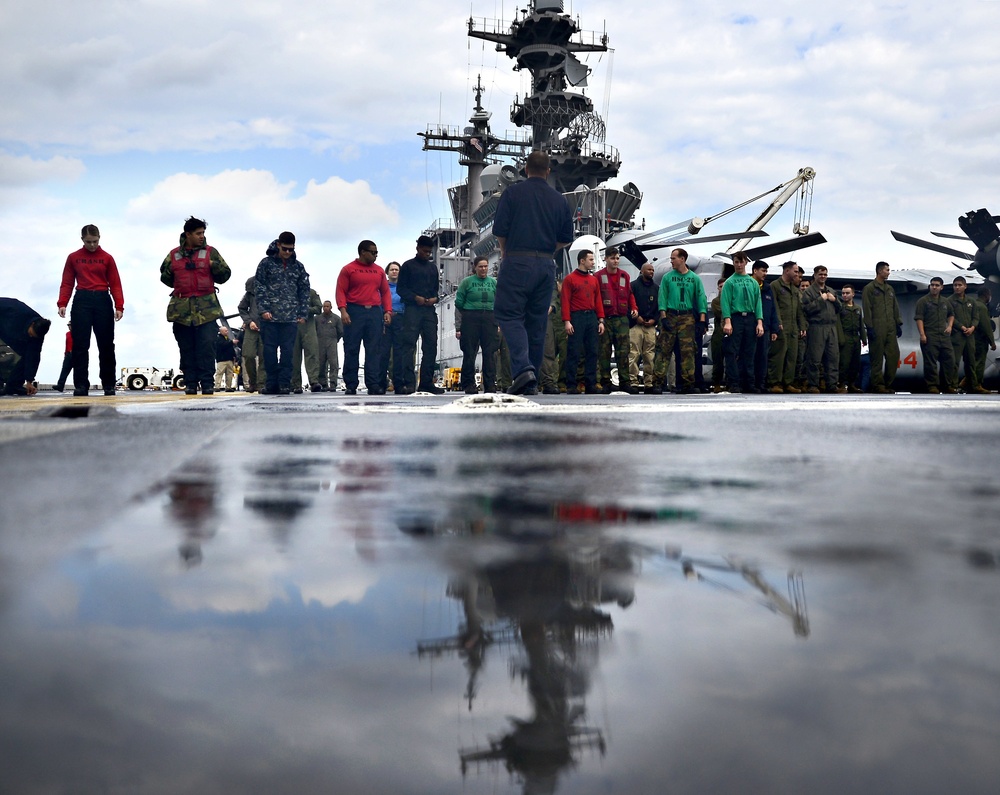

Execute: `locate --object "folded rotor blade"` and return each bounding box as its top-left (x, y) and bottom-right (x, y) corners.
top-left (636, 230), bottom-right (768, 251)
top-left (890, 231), bottom-right (975, 260)
top-left (630, 219), bottom-right (698, 243)
top-left (742, 232), bottom-right (827, 260)
top-left (931, 231), bottom-right (971, 240)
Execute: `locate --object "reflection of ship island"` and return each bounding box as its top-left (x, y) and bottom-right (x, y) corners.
top-left (408, 491), bottom-right (809, 794)
top-left (419, 0), bottom-right (821, 378)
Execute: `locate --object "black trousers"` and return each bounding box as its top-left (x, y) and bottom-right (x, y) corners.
top-left (377, 317), bottom-right (406, 392)
top-left (459, 310), bottom-right (499, 390)
top-left (55, 352), bottom-right (73, 390)
top-left (725, 313), bottom-right (757, 389)
top-left (71, 290), bottom-right (116, 390)
top-left (564, 310), bottom-right (599, 389)
top-left (173, 322), bottom-right (217, 390)
top-left (401, 305), bottom-right (438, 390)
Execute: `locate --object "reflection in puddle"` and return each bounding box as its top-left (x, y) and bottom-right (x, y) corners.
top-left (164, 461), bottom-right (219, 567)
top-left (406, 483), bottom-right (809, 791)
top-left (6, 415), bottom-right (828, 794)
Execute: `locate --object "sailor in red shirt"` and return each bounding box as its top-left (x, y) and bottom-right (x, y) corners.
top-left (335, 240), bottom-right (393, 395)
top-left (57, 224), bottom-right (124, 396)
top-left (560, 249), bottom-right (605, 393)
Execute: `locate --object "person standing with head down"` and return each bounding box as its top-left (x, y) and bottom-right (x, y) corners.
top-left (57, 224), bottom-right (124, 396)
top-left (455, 256), bottom-right (499, 394)
top-left (255, 232), bottom-right (310, 395)
top-left (336, 241), bottom-right (392, 396)
top-left (492, 150), bottom-right (575, 395)
top-left (160, 217), bottom-right (231, 395)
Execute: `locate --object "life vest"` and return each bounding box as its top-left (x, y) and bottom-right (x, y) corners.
top-left (169, 246), bottom-right (216, 297)
top-left (598, 271), bottom-right (630, 316)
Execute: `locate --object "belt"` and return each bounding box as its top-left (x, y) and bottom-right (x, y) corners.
top-left (348, 303), bottom-right (380, 310)
top-left (664, 309), bottom-right (688, 315)
top-left (505, 250), bottom-right (555, 258)
top-left (733, 311), bottom-right (753, 317)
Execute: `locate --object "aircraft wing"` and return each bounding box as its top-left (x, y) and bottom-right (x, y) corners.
top-left (890, 231), bottom-right (975, 260)
top-left (742, 232), bottom-right (827, 261)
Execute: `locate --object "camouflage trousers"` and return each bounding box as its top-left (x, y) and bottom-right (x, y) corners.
top-left (599, 315), bottom-right (631, 387)
top-left (655, 313), bottom-right (696, 389)
top-left (495, 332), bottom-right (512, 390)
top-left (541, 310), bottom-right (568, 390)
top-left (241, 328), bottom-right (267, 390)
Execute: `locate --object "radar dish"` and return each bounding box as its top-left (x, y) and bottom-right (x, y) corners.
top-left (566, 112), bottom-right (606, 144)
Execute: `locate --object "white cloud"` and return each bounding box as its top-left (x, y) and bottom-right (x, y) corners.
top-left (3, 0), bottom-right (1000, 380)
top-left (124, 169), bottom-right (399, 241)
top-left (0, 153), bottom-right (85, 188)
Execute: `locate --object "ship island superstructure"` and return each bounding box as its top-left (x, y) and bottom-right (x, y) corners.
top-left (419, 0), bottom-right (643, 370)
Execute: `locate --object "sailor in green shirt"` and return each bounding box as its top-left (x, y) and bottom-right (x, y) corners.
top-left (656, 248), bottom-right (708, 393)
top-left (455, 256), bottom-right (499, 393)
top-left (720, 252), bottom-right (763, 392)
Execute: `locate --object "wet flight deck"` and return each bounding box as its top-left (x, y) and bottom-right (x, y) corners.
top-left (1, 390), bottom-right (998, 794)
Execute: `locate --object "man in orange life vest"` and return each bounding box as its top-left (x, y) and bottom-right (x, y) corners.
top-left (160, 217), bottom-right (231, 395)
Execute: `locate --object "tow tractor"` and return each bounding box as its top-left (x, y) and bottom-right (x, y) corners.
top-left (120, 366), bottom-right (185, 391)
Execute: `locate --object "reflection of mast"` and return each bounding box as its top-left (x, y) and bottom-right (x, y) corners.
top-left (674, 549), bottom-right (811, 638)
top-left (415, 552), bottom-right (614, 794)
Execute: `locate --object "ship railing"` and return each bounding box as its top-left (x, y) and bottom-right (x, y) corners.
top-left (423, 219), bottom-right (459, 235)
top-left (551, 138), bottom-right (621, 165)
top-left (468, 16), bottom-right (608, 50)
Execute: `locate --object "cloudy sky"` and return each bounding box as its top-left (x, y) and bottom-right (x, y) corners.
top-left (2, 0), bottom-right (998, 381)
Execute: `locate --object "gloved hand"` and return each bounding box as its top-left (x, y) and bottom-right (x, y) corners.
top-left (866, 326), bottom-right (875, 341)
top-left (660, 317), bottom-right (670, 331)
top-left (896, 323), bottom-right (903, 338)
top-left (696, 320), bottom-right (707, 337)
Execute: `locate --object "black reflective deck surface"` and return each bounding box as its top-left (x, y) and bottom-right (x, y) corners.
top-left (1, 394), bottom-right (999, 794)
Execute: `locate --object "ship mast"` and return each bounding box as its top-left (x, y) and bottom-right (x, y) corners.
top-left (418, 75), bottom-right (531, 234)
top-left (468, 0), bottom-right (620, 192)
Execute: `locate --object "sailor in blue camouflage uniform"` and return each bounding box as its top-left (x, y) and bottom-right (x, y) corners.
top-left (255, 231), bottom-right (310, 394)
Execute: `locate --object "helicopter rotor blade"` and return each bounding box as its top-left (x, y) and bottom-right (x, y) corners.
top-left (635, 230), bottom-right (768, 251)
top-left (931, 231), bottom-right (971, 241)
top-left (891, 231), bottom-right (975, 260)
top-left (742, 232), bottom-right (827, 261)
